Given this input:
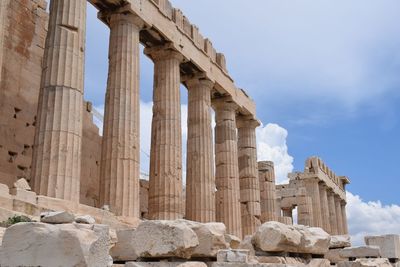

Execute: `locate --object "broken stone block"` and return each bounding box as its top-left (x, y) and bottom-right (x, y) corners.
top-left (325, 248), bottom-right (348, 264)
top-left (217, 249), bottom-right (249, 263)
top-left (239, 235), bottom-right (255, 257)
top-left (365, 234), bottom-right (400, 259)
top-left (40, 211), bottom-right (75, 224)
top-left (307, 259), bottom-right (331, 267)
top-left (75, 214), bottom-right (96, 224)
top-left (9, 187), bottom-right (36, 204)
top-left (125, 263), bottom-right (207, 267)
top-left (299, 226), bottom-right (331, 255)
top-left (110, 228), bottom-right (139, 261)
top-left (225, 233), bottom-right (241, 249)
top-left (338, 258), bottom-right (392, 267)
top-left (0, 227), bottom-right (5, 244)
top-left (252, 221), bottom-right (302, 252)
top-left (330, 235), bottom-right (352, 249)
top-left (13, 178), bottom-right (31, 191)
top-left (339, 246), bottom-right (381, 259)
top-left (0, 222), bottom-right (110, 267)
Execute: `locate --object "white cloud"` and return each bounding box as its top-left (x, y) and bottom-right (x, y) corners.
top-left (256, 123), bottom-right (294, 184)
top-left (347, 191), bottom-right (400, 246)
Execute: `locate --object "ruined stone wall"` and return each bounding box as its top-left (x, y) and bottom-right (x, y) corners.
top-left (0, 0), bottom-right (102, 207)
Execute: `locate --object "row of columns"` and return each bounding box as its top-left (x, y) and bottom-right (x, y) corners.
top-left (305, 178), bottom-right (348, 235)
top-left (31, 1), bottom-right (262, 239)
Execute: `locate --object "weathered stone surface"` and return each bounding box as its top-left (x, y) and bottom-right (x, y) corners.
top-left (0, 222), bottom-right (110, 267)
top-left (40, 211), bottom-right (75, 224)
top-left (0, 227), bottom-right (5, 244)
top-left (13, 178), bottom-right (31, 191)
top-left (339, 246), bottom-right (381, 258)
top-left (111, 228), bottom-right (139, 261)
top-left (307, 259), bottom-right (330, 267)
top-left (179, 220), bottom-right (229, 257)
top-left (239, 235), bottom-right (256, 257)
top-left (75, 214), bottom-right (96, 224)
top-left (330, 235), bottom-right (352, 249)
top-left (299, 226), bottom-right (330, 254)
top-left (225, 234), bottom-right (241, 249)
top-left (252, 221), bottom-right (302, 252)
top-left (365, 234), bottom-right (400, 259)
top-left (126, 263), bottom-right (207, 267)
top-left (217, 249), bottom-right (249, 263)
top-left (325, 248), bottom-right (347, 264)
top-left (114, 220), bottom-right (198, 260)
top-left (338, 258), bottom-right (392, 267)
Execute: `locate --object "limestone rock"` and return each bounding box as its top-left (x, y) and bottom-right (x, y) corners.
top-left (177, 263), bottom-right (208, 267)
top-left (330, 235), bottom-right (352, 249)
top-left (364, 234), bottom-right (400, 259)
top-left (338, 258), bottom-right (392, 267)
top-left (299, 226), bottom-right (331, 254)
top-left (239, 235), bottom-right (255, 257)
top-left (13, 178), bottom-right (31, 191)
top-left (325, 248), bottom-right (347, 264)
top-left (40, 211), bottom-right (75, 224)
top-left (307, 259), bottom-right (330, 267)
top-left (75, 214), bottom-right (96, 224)
top-left (126, 263), bottom-right (207, 267)
top-left (0, 227), bottom-right (5, 245)
top-left (225, 234), bottom-right (241, 249)
top-left (252, 221), bottom-right (302, 252)
top-left (0, 222), bottom-right (110, 267)
top-left (339, 246), bottom-right (381, 258)
top-left (113, 220), bottom-right (198, 260)
top-left (217, 249), bottom-right (249, 263)
top-left (178, 220), bottom-right (229, 257)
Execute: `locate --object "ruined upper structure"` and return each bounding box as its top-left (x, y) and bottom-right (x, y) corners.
top-left (0, 0), bottom-right (350, 240)
top-left (276, 157), bottom-right (350, 235)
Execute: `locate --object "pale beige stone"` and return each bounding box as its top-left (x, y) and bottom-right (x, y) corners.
top-left (146, 47), bottom-right (184, 220)
top-left (0, 227), bottom-right (5, 245)
top-left (225, 234), bottom-right (241, 249)
top-left (40, 211), bottom-right (75, 224)
top-left (217, 249), bottom-right (249, 263)
top-left (335, 196), bottom-right (344, 235)
top-left (297, 196), bottom-right (314, 227)
top-left (9, 187), bottom-right (37, 204)
top-left (239, 235), bottom-right (256, 257)
top-left (327, 190), bottom-right (338, 235)
top-left (304, 179), bottom-right (323, 228)
top-left (31, 0), bottom-right (87, 202)
top-left (258, 161), bottom-right (279, 223)
top-left (338, 258), bottom-right (392, 267)
top-left (126, 263), bottom-right (207, 267)
top-left (330, 235), bottom-right (352, 249)
top-left (185, 78), bottom-right (215, 223)
top-left (365, 234), bottom-right (400, 259)
top-left (213, 98), bottom-right (242, 238)
top-left (339, 246), bottom-right (381, 258)
top-left (110, 228), bottom-right (139, 261)
top-left (341, 202), bottom-right (349, 235)
top-left (0, 222), bottom-right (110, 267)
top-left (307, 259), bottom-right (330, 267)
top-left (13, 178), bottom-right (31, 191)
top-left (318, 183), bottom-right (331, 233)
top-left (325, 248), bottom-right (347, 264)
top-left (75, 214), bottom-right (96, 224)
top-left (99, 11), bottom-right (143, 218)
top-left (299, 226), bottom-right (330, 255)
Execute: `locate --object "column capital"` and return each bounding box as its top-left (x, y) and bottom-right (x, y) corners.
top-left (211, 96), bottom-right (239, 111)
top-left (98, 5), bottom-right (144, 29)
top-left (144, 44), bottom-right (184, 62)
top-left (185, 76), bottom-right (214, 90)
top-left (258, 161), bottom-right (274, 172)
top-left (236, 115), bottom-right (260, 129)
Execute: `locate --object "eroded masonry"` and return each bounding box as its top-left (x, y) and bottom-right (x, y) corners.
top-left (0, 0), bottom-right (351, 238)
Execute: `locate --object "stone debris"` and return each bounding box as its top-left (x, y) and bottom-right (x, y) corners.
top-left (337, 258), bottom-right (392, 267)
top-left (0, 222), bottom-right (110, 267)
top-left (217, 249), bottom-right (249, 263)
top-left (365, 234), bottom-right (400, 259)
top-left (13, 178), bottom-right (31, 191)
top-left (330, 235), bottom-right (352, 249)
top-left (75, 214), bottom-right (96, 224)
top-left (126, 263), bottom-right (207, 267)
top-left (225, 234), bottom-right (241, 249)
top-left (40, 211), bottom-right (75, 224)
top-left (299, 226), bottom-right (331, 254)
top-left (339, 246), bottom-right (381, 259)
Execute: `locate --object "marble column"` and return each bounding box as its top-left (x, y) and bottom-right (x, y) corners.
top-left (185, 78), bottom-right (215, 223)
top-left (258, 161), bottom-right (279, 223)
top-left (341, 201), bottom-right (349, 235)
top-left (335, 196), bottom-right (344, 235)
top-left (99, 12), bottom-right (143, 217)
top-left (319, 183), bottom-right (331, 233)
top-left (237, 115), bottom-right (261, 237)
top-left (304, 178), bottom-right (323, 228)
top-left (145, 46), bottom-right (184, 220)
top-left (282, 208), bottom-right (293, 218)
top-left (0, 0), bottom-right (8, 83)
top-left (327, 190), bottom-right (338, 235)
top-left (297, 196), bottom-right (314, 226)
top-left (213, 98), bottom-right (242, 238)
top-left (31, 0), bottom-right (86, 201)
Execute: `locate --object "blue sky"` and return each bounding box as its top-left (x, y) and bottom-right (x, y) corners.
top-left (84, 0), bottom-right (400, 205)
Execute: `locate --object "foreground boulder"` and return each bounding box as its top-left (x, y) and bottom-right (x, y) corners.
top-left (112, 220), bottom-right (199, 261)
top-left (0, 222), bottom-right (110, 267)
top-left (299, 226), bottom-right (331, 254)
top-left (365, 234), bottom-right (400, 259)
top-left (330, 235), bottom-right (352, 249)
top-left (40, 211), bottom-right (75, 224)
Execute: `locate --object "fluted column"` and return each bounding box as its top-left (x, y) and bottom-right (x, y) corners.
top-left (327, 190), bottom-right (338, 235)
top-left (319, 183), bottom-right (331, 233)
top-left (31, 0), bottom-right (86, 201)
top-left (258, 161), bottom-right (279, 222)
top-left (99, 12), bottom-right (143, 217)
top-left (297, 196), bottom-right (314, 226)
top-left (0, 0), bottom-right (8, 83)
top-left (237, 116), bottom-right (261, 237)
top-left (341, 201), bottom-right (349, 235)
top-left (185, 78), bottom-right (215, 223)
top-left (335, 196), bottom-right (344, 235)
top-left (304, 178), bottom-right (323, 228)
top-left (213, 98), bottom-right (242, 238)
top-left (145, 46), bottom-right (184, 220)
top-left (282, 208), bottom-right (293, 218)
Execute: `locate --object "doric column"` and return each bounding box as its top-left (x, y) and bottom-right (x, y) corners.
top-left (213, 98), bottom-right (242, 238)
top-left (297, 196), bottom-right (314, 226)
top-left (335, 196), bottom-right (344, 235)
top-left (0, 0), bottom-right (8, 83)
top-left (185, 77), bottom-right (215, 223)
top-left (237, 115), bottom-right (261, 237)
top-left (31, 0), bottom-right (86, 201)
top-left (341, 201), bottom-right (349, 235)
top-left (258, 161), bottom-right (279, 223)
top-left (282, 208), bottom-right (293, 218)
top-left (99, 12), bottom-right (143, 217)
top-left (304, 178), bottom-right (323, 228)
top-left (319, 183), bottom-right (331, 233)
top-left (145, 46), bottom-right (184, 220)
top-left (327, 190), bottom-right (338, 235)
